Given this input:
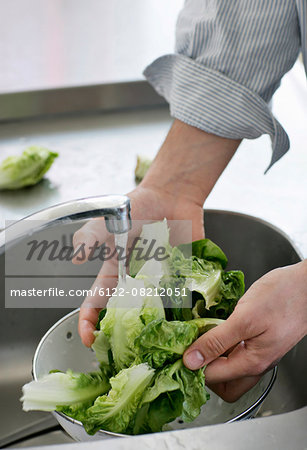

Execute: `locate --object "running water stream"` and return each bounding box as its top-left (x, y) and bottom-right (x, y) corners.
top-left (115, 231), bottom-right (128, 284)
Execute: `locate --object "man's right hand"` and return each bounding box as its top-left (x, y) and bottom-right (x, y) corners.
top-left (72, 119), bottom-right (239, 347)
top-left (72, 185), bottom-right (205, 346)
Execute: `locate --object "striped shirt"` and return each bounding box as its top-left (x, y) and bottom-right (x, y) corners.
top-left (144, 0), bottom-right (307, 171)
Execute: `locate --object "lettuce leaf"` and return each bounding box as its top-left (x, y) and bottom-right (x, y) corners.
top-left (81, 364), bottom-right (155, 435)
top-left (21, 370), bottom-right (110, 412)
top-left (161, 246), bottom-right (223, 317)
top-left (129, 219), bottom-right (171, 277)
top-left (98, 277), bottom-right (147, 371)
top-left (180, 239), bottom-right (228, 269)
top-left (135, 319), bottom-right (199, 368)
top-left (97, 276), bottom-right (165, 371)
top-left (0, 146), bottom-right (58, 190)
top-left (91, 329), bottom-right (111, 367)
top-left (192, 270), bottom-right (245, 320)
top-left (130, 360), bottom-right (209, 433)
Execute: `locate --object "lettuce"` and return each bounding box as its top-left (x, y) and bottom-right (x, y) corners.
top-left (162, 247), bottom-right (223, 310)
top-left (91, 329), bottom-right (111, 367)
top-left (98, 277), bottom-right (147, 371)
top-left (179, 238), bottom-right (228, 269)
top-left (135, 317), bottom-right (223, 369)
top-left (0, 146), bottom-right (58, 190)
top-left (129, 219), bottom-right (171, 277)
top-left (130, 360), bottom-right (209, 433)
top-left (130, 221), bottom-right (244, 320)
top-left (80, 364), bottom-right (155, 435)
top-left (173, 360), bottom-right (209, 422)
top-left (21, 220), bottom-right (245, 436)
top-left (98, 276), bottom-right (165, 371)
top-left (188, 317), bottom-right (225, 334)
top-left (135, 319), bottom-right (199, 368)
top-left (192, 270), bottom-right (245, 320)
top-left (131, 390), bottom-right (183, 434)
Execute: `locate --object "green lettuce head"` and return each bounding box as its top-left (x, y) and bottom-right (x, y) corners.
top-left (0, 146), bottom-right (58, 190)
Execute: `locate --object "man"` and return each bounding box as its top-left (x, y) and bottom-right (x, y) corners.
top-left (74, 0), bottom-right (307, 402)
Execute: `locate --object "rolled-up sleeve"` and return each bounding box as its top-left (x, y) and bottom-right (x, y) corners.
top-left (144, 0), bottom-right (302, 170)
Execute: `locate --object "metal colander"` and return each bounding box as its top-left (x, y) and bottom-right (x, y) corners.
top-left (32, 309), bottom-right (277, 442)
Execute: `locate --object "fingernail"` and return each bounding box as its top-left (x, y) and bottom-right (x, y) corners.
top-left (184, 350), bottom-right (205, 370)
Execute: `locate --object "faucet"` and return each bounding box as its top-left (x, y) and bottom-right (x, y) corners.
top-left (0, 195), bottom-right (131, 252)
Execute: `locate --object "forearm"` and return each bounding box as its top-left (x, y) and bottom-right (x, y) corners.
top-left (141, 119), bottom-right (240, 206)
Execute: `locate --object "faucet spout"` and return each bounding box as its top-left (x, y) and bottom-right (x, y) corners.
top-left (0, 195), bottom-right (131, 252)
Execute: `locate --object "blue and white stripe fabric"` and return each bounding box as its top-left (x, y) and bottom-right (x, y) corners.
top-left (144, 0), bottom-right (306, 171)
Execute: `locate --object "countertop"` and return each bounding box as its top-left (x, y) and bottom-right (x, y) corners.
top-left (0, 60), bottom-right (306, 255)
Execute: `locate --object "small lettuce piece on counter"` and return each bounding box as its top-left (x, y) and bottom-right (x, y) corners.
top-left (134, 155), bottom-right (152, 183)
top-left (21, 370), bottom-right (110, 412)
top-left (135, 318), bottom-right (199, 368)
top-left (0, 146), bottom-right (58, 190)
top-left (81, 364), bottom-right (155, 435)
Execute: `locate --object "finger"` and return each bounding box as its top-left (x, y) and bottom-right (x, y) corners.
top-left (72, 218), bottom-right (110, 265)
top-left (78, 307), bottom-right (101, 347)
top-left (183, 316), bottom-right (243, 370)
top-left (207, 374), bottom-right (261, 403)
top-left (204, 340), bottom-right (266, 383)
top-left (78, 261), bottom-right (118, 346)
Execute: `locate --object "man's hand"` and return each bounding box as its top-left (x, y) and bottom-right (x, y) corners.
top-left (73, 185), bottom-right (204, 346)
top-left (183, 260), bottom-right (307, 402)
top-left (72, 119), bottom-right (239, 347)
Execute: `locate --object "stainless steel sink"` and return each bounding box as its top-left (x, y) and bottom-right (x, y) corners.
top-left (0, 210), bottom-right (306, 448)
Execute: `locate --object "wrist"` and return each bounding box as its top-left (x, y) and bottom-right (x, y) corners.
top-left (141, 119), bottom-right (240, 206)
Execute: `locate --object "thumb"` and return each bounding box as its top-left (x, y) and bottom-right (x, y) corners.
top-left (183, 315), bottom-right (242, 370)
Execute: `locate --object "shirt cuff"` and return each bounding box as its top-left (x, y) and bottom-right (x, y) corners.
top-left (144, 54), bottom-right (289, 172)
